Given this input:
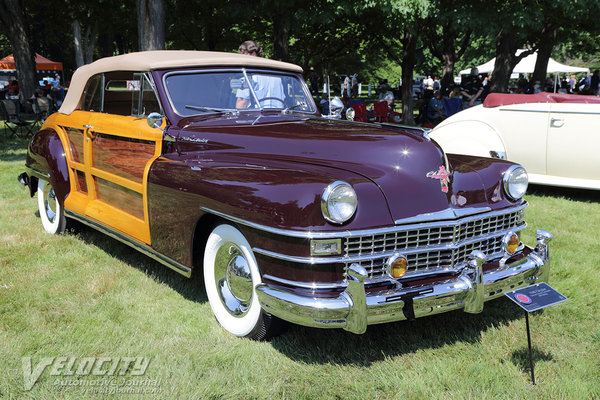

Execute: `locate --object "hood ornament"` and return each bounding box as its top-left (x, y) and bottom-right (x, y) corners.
top-left (426, 166), bottom-right (450, 193)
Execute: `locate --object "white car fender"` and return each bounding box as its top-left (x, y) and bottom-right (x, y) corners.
top-left (429, 113), bottom-right (506, 159)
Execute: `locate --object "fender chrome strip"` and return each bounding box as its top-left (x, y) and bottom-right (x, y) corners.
top-left (201, 203), bottom-right (526, 239)
top-left (65, 210), bottom-right (192, 278)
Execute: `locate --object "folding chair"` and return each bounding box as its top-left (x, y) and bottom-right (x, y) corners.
top-left (32, 97), bottom-right (54, 127)
top-left (1, 99), bottom-right (35, 137)
top-left (373, 101), bottom-right (389, 122)
top-left (347, 100), bottom-right (367, 122)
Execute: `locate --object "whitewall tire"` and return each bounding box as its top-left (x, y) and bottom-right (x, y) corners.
top-left (203, 224), bottom-right (282, 340)
top-left (37, 179), bottom-right (66, 234)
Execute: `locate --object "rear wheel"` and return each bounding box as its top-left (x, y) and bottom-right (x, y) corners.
top-left (203, 224), bottom-right (282, 340)
top-left (37, 180), bottom-right (66, 234)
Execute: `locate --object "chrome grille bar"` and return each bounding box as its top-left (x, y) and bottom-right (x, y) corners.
top-left (345, 207), bottom-right (525, 280)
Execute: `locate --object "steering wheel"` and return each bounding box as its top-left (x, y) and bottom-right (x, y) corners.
top-left (257, 97), bottom-right (286, 108)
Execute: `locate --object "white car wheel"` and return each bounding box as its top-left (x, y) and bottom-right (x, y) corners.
top-left (203, 224), bottom-right (281, 339)
top-left (37, 180), bottom-right (66, 234)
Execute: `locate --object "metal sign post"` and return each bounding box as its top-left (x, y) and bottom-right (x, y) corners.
top-left (505, 282), bottom-right (568, 385)
top-left (525, 311), bottom-right (535, 384)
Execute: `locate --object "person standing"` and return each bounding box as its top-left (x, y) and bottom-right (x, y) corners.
top-left (308, 67), bottom-right (320, 98)
top-left (236, 40), bottom-right (285, 109)
top-left (351, 74), bottom-right (358, 97)
top-left (591, 70), bottom-right (599, 95)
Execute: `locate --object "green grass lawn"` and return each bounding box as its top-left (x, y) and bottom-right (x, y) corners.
top-left (1, 133), bottom-right (599, 399)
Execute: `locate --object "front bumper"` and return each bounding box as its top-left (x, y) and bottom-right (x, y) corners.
top-left (256, 229), bottom-right (552, 334)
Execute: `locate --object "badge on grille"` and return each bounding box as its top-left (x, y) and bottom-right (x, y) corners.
top-left (426, 166), bottom-right (450, 193)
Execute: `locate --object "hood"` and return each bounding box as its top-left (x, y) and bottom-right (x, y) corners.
top-left (175, 114), bottom-right (506, 223)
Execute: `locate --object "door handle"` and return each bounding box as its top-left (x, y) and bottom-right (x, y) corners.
top-left (83, 125), bottom-right (96, 141)
top-left (550, 117), bottom-right (564, 127)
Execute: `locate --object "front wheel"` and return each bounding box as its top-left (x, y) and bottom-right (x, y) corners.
top-left (37, 179), bottom-right (66, 234)
top-left (203, 224), bottom-right (283, 340)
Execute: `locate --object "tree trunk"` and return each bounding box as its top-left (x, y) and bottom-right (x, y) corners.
top-left (490, 31), bottom-right (534, 93)
top-left (0, 0), bottom-right (37, 101)
top-left (137, 0), bottom-right (165, 51)
top-left (440, 52), bottom-right (455, 92)
top-left (83, 24), bottom-right (97, 64)
top-left (401, 29), bottom-right (417, 125)
top-left (72, 20), bottom-right (85, 68)
top-left (273, 13), bottom-right (290, 61)
top-left (532, 24), bottom-right (558, 90)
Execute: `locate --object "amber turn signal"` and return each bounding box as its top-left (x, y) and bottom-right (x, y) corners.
top-left (387, 254), bottom-right (408, 279)
top-left (503, 232), bottom-right (520, 254)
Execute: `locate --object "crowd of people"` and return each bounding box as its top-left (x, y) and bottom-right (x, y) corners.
top-left (0, 73), bottom-right (65, 114)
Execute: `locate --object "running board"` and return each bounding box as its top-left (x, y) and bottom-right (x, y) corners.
top-left (65, 210), bottom-right (192, 278)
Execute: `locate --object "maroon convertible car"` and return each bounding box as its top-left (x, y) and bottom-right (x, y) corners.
top-left (19, 51), bottom-right (552, 339)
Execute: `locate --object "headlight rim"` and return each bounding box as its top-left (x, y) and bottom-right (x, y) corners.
top-left (503, 165), bottom-right (528, 201)
top-left (321, 180), bottom-right (358, 225)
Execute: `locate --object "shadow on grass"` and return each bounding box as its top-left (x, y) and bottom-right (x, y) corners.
top-left (270, 297), bottom-right (527, 366)
top-left (0, 135), bottom-right (29, 163)
top-left (510, 346), bottom-right (554, 377)
top-left (528, 184), bottom-right (599, 203)
top-left (66, 221), bottom-right (533, 366)
top-left (70, 223), bottom-right (207, 304)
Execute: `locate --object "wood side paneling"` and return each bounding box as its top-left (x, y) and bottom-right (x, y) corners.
top-left (96, 177), bottom-right (144, 220)
top-left (92, 133), bottom-right (155, 183)
top-left (65, 127), bottom-right (84, 163)
top-left (76, 170), bottom-right (87, 193)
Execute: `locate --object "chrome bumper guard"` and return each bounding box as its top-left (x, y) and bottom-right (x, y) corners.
top-left (256, 229), bottom-right (552, 334)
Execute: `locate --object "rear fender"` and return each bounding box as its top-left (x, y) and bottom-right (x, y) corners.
top-left (25, 128), bottom-right (71, 206)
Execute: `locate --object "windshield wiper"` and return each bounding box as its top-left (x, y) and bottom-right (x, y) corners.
top-left (185, 105), bottom-right (229, 113)
top-left (282, 103), bottom-right (308, 113)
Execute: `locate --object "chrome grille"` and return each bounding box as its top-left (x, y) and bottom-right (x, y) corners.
top-left (344, 208), bottom-right (525, 280)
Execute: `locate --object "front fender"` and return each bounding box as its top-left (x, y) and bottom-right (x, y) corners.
top-left (430, 120), bottom-right (506, 159)
top-left (25, 129), bottom-right (71, 206)
top-left (146, 155), bottom-right (392, 267)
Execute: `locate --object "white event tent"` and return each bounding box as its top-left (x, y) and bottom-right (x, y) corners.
top-left (459, 49), bottom-right (589, 76)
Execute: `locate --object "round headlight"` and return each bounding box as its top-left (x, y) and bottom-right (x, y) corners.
top-left (503, 165), bottom-right (528, 200)
top-left (321, 181), bottom-right (357, 224)
top-left (346, 107), bottom-right (355, 121)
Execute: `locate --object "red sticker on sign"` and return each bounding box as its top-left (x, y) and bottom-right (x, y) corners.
top-left (516, 293), bottom-right (532, 304)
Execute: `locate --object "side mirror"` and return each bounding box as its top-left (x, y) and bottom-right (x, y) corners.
top-left (147, 112), bottom-right (164, 129)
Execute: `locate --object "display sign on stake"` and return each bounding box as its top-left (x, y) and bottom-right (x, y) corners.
top-left (505, 282), bottom-right (568, 385)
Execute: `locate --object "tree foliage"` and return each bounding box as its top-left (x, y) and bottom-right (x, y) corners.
top-left (2, 0), bottom-right (600, 116)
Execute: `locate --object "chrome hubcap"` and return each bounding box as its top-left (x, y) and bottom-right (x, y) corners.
top-left (44, 185), bottom-right (57, 223)
top-left (214, 242), bottom-right (253, 317)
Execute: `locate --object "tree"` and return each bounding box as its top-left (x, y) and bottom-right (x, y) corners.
top-left (137, 0), bottom-right (165, 51)
top-left (425, 0), bottom-right (473, 92)
top-left (489, 30), bottom-right (535, 93)
top-left (0, 0), bottom-right (36, 100)
top-left (530, 1), bottom-right (600, 88)
top-left (372, 0), bottom-right (432, 125)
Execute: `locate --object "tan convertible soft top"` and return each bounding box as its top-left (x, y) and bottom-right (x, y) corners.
top-left (58, 50), bottom-right (304, 115)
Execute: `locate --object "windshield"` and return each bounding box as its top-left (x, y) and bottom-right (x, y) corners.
top-left (164, 69), bottom-right (316, 116)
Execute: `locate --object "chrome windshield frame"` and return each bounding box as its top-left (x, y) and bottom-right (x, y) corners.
top-left (162, 67), bottom-right (316, 117)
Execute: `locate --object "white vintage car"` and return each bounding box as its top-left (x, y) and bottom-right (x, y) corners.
top-left (429, 92), bottom-right (600, 190)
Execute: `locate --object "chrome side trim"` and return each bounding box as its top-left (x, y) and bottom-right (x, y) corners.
top-left (200, 202), bottom-right (527, 240)
top-left (394, 206), bottom-right (492, 225)
top-left (262, 274), bottom-right (346, 290)
top-left (499, 108), bottom-right (600, 115)
top-left (25, 165), bottom-right (51, 180)
top-left (65, 210), bottom-right (192, 278)
top-left (549, 110), bottom-right (600, 115)
top-left (498, 108), bottom-right (548, 113)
